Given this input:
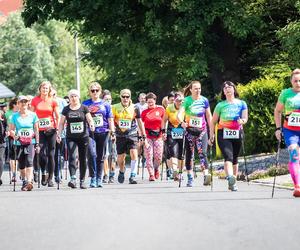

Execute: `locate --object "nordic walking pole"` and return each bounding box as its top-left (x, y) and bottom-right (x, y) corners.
top-left (57, 143), bottom-right (61, 190)
top-left (241, 131), bottom-right (249, 184)
top-left (13, 141), bottom-right (17, 192)
top-left (64, 138), bottom-right (68, 180)
top-left (179, 129), bottom-right (186, 188)
top-left (141, 144), bottom-right (145, 180)
top-left (7, 138), bottom-right (12, 184)
top-left (36, 147), bottom-right (41, 188)
top-left (209, 144), bottom-right (213, 191)
top-left (272, 139), bottom-right (281, 198)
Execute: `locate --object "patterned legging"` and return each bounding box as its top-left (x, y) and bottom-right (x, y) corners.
top-left (145, 138), bottom-right (164, 175)
top-left (185, 131), bottom-right (208, 171)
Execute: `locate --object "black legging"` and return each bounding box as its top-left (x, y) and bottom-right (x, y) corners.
top-left (39, 130), bottom-right (56, 180)
top-left (88, 132), bottom-right (109, 179)
top-left (217, 129), bottom-right (242, 165)
top-left (67, 136), bottom-right (89, 181)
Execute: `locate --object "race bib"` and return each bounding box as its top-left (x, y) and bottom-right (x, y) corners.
top-left (18, 128), bottom-right (34, 139)
top-left (39, 118), bottom-right (51, 129)
top-left (189, 116), bottom-right (202, 128)
top-left (171, 128), bottom-right (184, 139)
top-left (70, 122), bottom-right (84, 134)
top-left (288, 112), bottom-right (300, 127)
top-left (223, 128), bottom-right (240, 139)
top-left (118, 119), bottom-right (131, 129)
top-left (93, 115), bottom-right (103, 127)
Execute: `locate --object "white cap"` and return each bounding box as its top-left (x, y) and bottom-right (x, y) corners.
top-left (68, 89), bottom-right (80, 98)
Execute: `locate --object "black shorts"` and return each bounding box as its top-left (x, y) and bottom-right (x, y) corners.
top-left (16, 144), bottom-right (35, 170)
top-left (166, 135), bottom-right (184, 160)
top-left (116, 135), bottom-right (138, 155)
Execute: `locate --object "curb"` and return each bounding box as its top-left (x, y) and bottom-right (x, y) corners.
top-left (250, 180), bottom-right (293, 190)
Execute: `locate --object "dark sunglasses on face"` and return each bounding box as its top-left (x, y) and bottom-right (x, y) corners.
top-left (121, 95), bottom-right (130, 99)
top-left (90, 89), bottom-right (100, 93)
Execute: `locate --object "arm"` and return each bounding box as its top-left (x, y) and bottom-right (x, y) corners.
top-left (34, 121), bottom-right (39, 144)
top-left (238, 109), bottom-right (248, 125)
top-left (205, 106), bottom-right (212, 130)
top-left (53, 105), bottom-right (60, 130)
top-left (86, 113), bottom-right (95, 132)
top-left (57, 115), bottom-right (66, 143)
top-left (209, 112), bottom-right (219, 144)
top-left (274, 101), bottom-right (284, 141)
top-left (177, 106), bottom-right (187, 128)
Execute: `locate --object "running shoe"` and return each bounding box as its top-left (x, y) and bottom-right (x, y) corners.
top-left (90, 177), bottom-right (97, 188)
top-left (26, 182), bottom-right (33, 191)
top-left (203, 174), bottom-right (212, 186)
top-left (149, 175), bottom-right (155, 181)
top-left (55, 176), bottom-right (62, 184)
top-left (186, 177), bottom-right (193, 187)
top-left (167, 168), bottom-right (172, 179)
top-left (102, 175), bottom-right (108, 183)
top-left (129, 176), bottom-right (137, 184)
top-left (227, 175), bottom-right (237, 191)
top-left (48, 179), bottom-right (54, 187)
top-left (118, 171), bottom-right (125, 184)
top-left (68, 179), bottom-right (77, 189)
top-left (154, 169), bottom-right (160, 179)
top-left (21, 180), bottom-right (28, 191)
top-left (41, 174), bottom-right (47, 186)
top-left (173, 171), bottom-right (179, 181)
top-left (293, 185), bottom-right (300, 197)
top-left (97, 178), bottom-right (103, 188)
top-left (33, 172), bottom-right (38, 183)
top-left (108, 176), bottom-right (115, 183)
top-left (80, 180), bottom-right (87, 189)
top-left (0, 179), bottom-right (2, 186)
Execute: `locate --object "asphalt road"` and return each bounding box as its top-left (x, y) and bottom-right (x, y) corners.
top-left (0, 170), bottom-right (299, 250)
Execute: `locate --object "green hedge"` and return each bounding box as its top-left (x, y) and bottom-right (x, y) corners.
top-left (237, 78), bottom-right (284, 154)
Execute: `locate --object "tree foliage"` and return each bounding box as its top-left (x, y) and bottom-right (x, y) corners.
top-left (0, 12), bottom-right (102, 98)
top-left (0, 13), bottom-right (54, 94)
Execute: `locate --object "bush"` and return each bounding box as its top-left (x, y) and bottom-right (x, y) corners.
top-left (267, 165), bottom-right (289, 176)
top-left (237, 78), bottom-right (284, 154)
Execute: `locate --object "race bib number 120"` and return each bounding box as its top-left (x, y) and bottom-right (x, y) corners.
top-left (223, 128), bottom-right (240, 139)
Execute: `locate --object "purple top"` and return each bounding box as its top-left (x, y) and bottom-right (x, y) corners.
top-left (82, 99), bottom-right (113, 133)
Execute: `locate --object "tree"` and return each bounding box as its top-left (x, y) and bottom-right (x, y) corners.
top-left (22, 0), bottom-right (266, 98)
top-left (0, 12), bottom-right (54, 94)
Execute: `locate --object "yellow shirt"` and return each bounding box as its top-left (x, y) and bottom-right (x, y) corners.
top-left (112, 102), bottom-right (138, 133)
top-left (166, 103), bottom-right (181, 128)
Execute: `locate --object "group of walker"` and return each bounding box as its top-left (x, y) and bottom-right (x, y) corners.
top-left (1, 69), bottom-right (300, 198)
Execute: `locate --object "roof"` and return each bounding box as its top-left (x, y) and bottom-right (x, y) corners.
top-left (0, 82), bottom-right (16, 98)
top-left (0, 0), bottom-right (22, 16)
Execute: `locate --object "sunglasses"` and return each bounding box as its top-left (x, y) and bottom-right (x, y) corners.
top-left (20, 100), bottom-right (29, 103)
top-left (90, 89), bottom-right (100, 93)
top-left (121, 95), bottom-right (130, 99)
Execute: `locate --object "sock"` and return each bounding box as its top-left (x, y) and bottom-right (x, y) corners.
top-left (109, 171), bottom-right (115, 177)
top-left (130, 160), bottom-right (137, 176)
top-left (187, 173), bottom-right (193, 180)
top-left (288, 162), bottom-right (300, 186)
top-left (203, 169), bottom-right (209, 175)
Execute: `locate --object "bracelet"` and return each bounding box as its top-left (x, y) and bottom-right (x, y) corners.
top-left (275, 127), bottom-right (281, 131)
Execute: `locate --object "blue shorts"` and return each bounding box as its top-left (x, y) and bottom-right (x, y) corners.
top-left (283, 127), bottom-right (300, 147)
